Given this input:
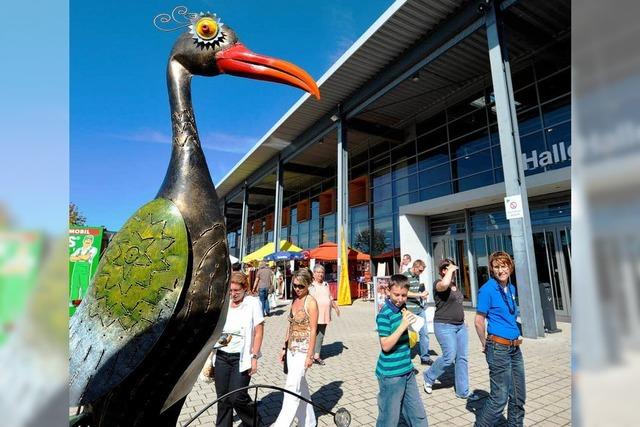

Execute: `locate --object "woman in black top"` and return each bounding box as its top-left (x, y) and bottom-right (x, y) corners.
top-left (422, 259), bottom-right (475, 399)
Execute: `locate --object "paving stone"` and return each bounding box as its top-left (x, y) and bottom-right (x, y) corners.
top-left (179, 302), bottom-right (570, 426)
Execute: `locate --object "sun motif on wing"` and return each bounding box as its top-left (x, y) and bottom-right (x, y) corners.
top-left (90, 199), bottom-right (188, 332)
top-left (189, 13), bottom-right (225, 48)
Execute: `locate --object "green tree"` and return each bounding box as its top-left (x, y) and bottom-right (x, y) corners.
top-left (353, 228), bottom-right (388, 255)
top-left (69, 203), bottom-right (86, 227)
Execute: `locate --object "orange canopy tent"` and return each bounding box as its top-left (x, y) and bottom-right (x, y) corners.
top-left (308, 241), bottom-right (370, 261)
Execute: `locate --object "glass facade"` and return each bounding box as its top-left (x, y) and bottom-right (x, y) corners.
top-left (426, 192), bottom-right (570, 315)
top-left (231, 41), bottom-right (571, 283)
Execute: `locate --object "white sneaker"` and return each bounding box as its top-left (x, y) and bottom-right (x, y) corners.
top-left (423, 382), bottom-right (433, 394)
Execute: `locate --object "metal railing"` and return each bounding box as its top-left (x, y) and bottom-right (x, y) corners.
top-left (183, 384), bottom-right (351, 427)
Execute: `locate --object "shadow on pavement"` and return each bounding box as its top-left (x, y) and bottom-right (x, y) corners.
top-left (311, 380), bottom-right (344, 419)
top-left (257, 381), bottom-right (344, 426)
top-left (464, 389), bottom-right (509, 425)
top-left (321, 341), bottom-right (348, 360)
top-left (257, 391), bottom-right (282, 426)
top-left (432, 364), bottom-right (456, 390)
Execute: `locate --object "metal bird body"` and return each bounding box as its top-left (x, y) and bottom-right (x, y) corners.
top-left (69, 11), bottom-right (319, 426)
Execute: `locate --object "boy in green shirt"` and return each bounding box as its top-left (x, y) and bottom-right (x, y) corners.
top-left (375, 274), bottom-right (429, 426)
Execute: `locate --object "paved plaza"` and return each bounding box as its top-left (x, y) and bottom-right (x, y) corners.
top-left (179, 299), bottom-right (571, 426)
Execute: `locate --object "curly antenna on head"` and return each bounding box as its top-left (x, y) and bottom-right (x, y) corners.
top-left (153, 5), bottom-right (199, 32)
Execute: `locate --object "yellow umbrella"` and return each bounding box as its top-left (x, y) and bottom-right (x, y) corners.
top-left (241, 240), bottom-right (303, 264)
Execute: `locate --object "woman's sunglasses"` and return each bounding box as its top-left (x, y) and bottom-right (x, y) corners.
top-left (293, 284), bottom-right (306, 290)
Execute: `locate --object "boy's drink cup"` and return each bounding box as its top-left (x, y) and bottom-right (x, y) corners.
top-left (408, 313), bottom-right (424, 332)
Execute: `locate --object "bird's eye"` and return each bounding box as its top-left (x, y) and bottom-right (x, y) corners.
top-left (195, 17), bottom-right (219, 40)
top-left (188, 13), bottom-right (225, 47)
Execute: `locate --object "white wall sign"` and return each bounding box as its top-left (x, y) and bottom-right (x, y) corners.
top-left (376, 262), bottom-right (386, 277)
top-left (504, 194), bottom-right (524, 219)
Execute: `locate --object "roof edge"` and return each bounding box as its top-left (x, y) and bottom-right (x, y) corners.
top-left (217, 0), bottom-right (408, 195)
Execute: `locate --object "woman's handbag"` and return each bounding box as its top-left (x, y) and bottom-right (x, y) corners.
top-left (269, 292), bottom-right (278, 310)
top-left (199, 351), bottom-right (215, 383)
top-left (282, 342), bottom-right (289, 374)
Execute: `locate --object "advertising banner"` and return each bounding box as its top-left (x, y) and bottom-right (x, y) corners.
top-left (69, 227), bottom-right (103, 316)
top-left (0, 231), bottom-right (43, 345)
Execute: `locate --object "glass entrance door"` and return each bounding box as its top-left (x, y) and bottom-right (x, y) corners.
top-left (431, 236), bottom-right (471, 301)
top-left (532, 226), bottom-right (572, 320)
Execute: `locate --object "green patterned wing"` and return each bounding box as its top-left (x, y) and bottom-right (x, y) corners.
top-left (69, 198), bottom-right (189, 405)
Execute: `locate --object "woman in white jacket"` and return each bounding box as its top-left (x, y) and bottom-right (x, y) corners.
top-left (213, 271), bottom-right (265, 426)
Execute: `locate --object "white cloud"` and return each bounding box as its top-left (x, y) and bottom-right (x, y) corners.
top-left (199, 131), bottom-right (258, 154)
top-left (110, 129), bottom-right (171, 144)
top-left (326, 5), bottom-right (357, 65)
top-left (327, 36), bottom-right (356, 66)
top-left (108, 129), bottom-right (258, 155)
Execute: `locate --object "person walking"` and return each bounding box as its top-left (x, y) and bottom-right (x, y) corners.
top-left (423, 259), bottom-right (476, 399)
top-left (309, 264), bottom-right (340, 365)
top-left (403, 260), bottom-right (432, 365)
top-left (375, 274), bottom-right (429, 426)
top-left (274, 269), bottom-right (319, 427)
top-left (274, 266), bottom-right (284, 298)
top-left (252, 261), bottom-right (273, 316)
top-left (474, 251), bottom-right (526, 427)
top-left (213, 272), bottom-right (264, 427)
top-left (400, 253), bottom-right (412, 274)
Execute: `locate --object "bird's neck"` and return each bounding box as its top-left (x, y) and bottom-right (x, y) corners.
top-left (156, 60), bottom-right (220, 211)
top-left (167, 61), bottom-right (199, 148)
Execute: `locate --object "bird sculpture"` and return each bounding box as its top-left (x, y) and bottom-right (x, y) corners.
top-left (69, 7), bottom-right (320, 426)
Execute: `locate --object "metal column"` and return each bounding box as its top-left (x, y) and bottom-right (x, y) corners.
top-left (424, 215), bottom-right (434, 303)
top-left (238, 184), bottom-right (250, 262)
top-left (273, 157), bottom-right (284, 251)
top-left (485, 3), bottom-right (545, 338)
top-left (464, 209), bottom-right (479, 308)
top-left (336, 116), bottom-right (349, 282)
top-left (221, 200), bottom-right (227, 226)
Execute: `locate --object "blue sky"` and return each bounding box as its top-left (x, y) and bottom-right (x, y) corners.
top-left (71, 0), bottom-right (394, 230)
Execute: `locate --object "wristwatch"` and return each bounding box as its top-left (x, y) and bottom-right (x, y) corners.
top-left (250, 353), bottom-right (261, 360)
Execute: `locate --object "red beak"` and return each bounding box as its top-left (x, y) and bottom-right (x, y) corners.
top-left (216, 43), bottom-right (320, 100)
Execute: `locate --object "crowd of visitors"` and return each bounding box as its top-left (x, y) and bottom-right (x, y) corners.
top-left (374, 251), bottom-right (525, 426)
top-left (209, 250), bottom-right (526, 426)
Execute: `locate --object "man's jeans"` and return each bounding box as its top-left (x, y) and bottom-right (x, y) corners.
top-left (424, 322), bottom-right (469, 397)
top-left (475, 342), bottom-right (526, 427)
top-left (376, 371), bottom-right (428, 427)
top-left (418, 309), bottom-right (430, 361)
top-left (258, 288), bottom-right (270, 316)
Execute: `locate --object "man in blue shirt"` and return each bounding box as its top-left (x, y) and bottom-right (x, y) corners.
top-left (474, 251), bottom-right (525, 426)
top-left (375, 274), bottom-right (428, 426)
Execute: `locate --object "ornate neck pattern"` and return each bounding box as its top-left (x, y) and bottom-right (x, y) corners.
top-left (171, 109), bottom-right (200, 148)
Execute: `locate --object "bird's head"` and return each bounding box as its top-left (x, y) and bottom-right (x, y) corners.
top-left (168, 13), bottom-right (320, 99)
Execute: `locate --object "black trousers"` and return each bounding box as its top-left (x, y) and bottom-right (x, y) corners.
top-left (214, 351), bottom-right (260, 427)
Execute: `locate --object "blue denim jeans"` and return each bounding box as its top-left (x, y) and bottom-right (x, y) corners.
top-left (418, 309), bottom-right (430, 361)
top-left (424, 322), bottom-right (469, 397)
top-left (475, 342), bottom-right (526, 427)
top-left (258, 288), bottom-right (270, 316)
top-left (377, 371), bottom-right (428, 427)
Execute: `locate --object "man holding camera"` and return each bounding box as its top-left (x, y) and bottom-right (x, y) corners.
top-left (403, 259), bottom-right (432, 366)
